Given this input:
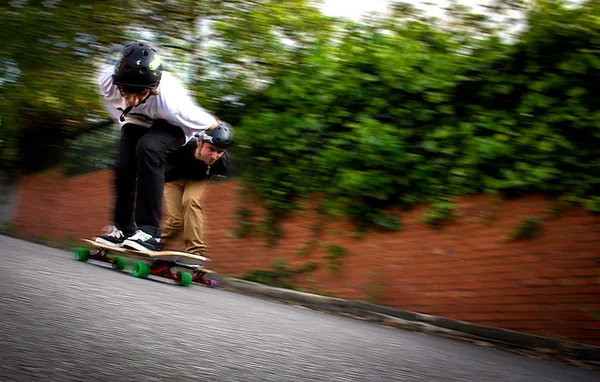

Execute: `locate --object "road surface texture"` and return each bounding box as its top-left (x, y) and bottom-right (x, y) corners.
top-left (1, 235), bottom-right (598, 381)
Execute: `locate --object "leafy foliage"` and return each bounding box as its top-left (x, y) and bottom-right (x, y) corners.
top-left (323, 244), bottom-right (348, 275)
top-left (506, 216), bottom-right (544, 241)
top-left (0, 0), bottom-right (331, 174)
top-left (62, 125), bottom-right (119, 177)
top-left (234, 0), bottom-right (600, 233)
top-left (242, 258), bottom-right (319, 289)
top-left (2, 1), bottom-right (599, 237)
top-left (0, 0), bottom-right (130, 173)
top-left (422, 201), bottom-right (456, 229)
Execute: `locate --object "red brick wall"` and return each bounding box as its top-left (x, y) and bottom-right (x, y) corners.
top-left (12, 170), bottom-right (600, 346)
top-left (14, 170), bottom-right (113, 240)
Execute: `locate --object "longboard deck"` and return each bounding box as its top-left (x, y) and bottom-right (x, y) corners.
top-left (75, 239), bottom-right (218, 287)
top-left (82, 239), bottom-right (209, 263)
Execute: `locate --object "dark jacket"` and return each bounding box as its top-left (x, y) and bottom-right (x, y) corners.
top-left (165, 139), bottom-right (230, 182)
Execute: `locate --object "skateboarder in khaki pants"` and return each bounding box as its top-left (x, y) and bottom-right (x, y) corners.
top-left (160, 123), bottom-right (232, 255)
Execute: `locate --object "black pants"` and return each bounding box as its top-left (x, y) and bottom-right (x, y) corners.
top-left (113, 120), bottom-right (185, 237)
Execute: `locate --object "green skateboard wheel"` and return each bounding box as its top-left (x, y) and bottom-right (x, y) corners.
top-left (177, 271), bottom-right (193, 286)
top-left (74, 247), bottom-right (90, 262)
top-left (132, 262), bottom-right (150, 278)
top-left (112, 256), bottom-right (127, 270)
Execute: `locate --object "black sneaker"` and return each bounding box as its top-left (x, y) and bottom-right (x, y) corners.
top-left (95, 226), bottom-right (126, 247)
top-left (122, 230), bottom-right (161, 253)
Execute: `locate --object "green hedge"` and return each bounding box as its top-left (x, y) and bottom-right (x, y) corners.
top-left (234, 0), bottom-right (600, 233)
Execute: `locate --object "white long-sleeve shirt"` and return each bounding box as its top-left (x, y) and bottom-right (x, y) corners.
top-left (97, 65), bottom-right (215, 143)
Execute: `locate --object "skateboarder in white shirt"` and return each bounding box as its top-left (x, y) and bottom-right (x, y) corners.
top-left (95, 41), bottom-right (218, 253)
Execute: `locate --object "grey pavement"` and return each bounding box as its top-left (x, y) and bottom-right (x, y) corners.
top-left (0, 235), bottom-right (598, 381)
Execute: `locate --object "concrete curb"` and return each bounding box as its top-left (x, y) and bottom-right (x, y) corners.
top-left (218, 278), bottom-right (600, 367)
top-left (3, 232), bottom-right (599, 368)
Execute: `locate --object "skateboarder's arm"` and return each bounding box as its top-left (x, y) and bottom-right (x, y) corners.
top-left (156, 75), bottom-right (218, 136)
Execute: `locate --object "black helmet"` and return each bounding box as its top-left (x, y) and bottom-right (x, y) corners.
top-left (113, 41), bottom-right (163, 89)
top-left (200, 121), bottom-right (233, 149)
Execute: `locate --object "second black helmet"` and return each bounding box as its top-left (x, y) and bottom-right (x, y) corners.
top-left (200, 121), bottom-right (233, 149)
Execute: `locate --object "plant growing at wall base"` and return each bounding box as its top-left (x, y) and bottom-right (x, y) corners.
top-left (583, 197), bottom-right (600, 214)
top-left (373, 213), bottom-right (402, 232)
top-left (0, 222), bottom-right (18, 234)
top-left (296, 216), bottom-right (325, 256)
top-left (324, 244), bottom-right (348, 275)
top-left (422, 201), bottom-right (456, 229)
top-left (506, 216), bottom-right (544, 241)
top-left (578, 307), bottom-right (600, 321)
top-left (258, 210), bottom-right (286, 245)
top-left (242, 258), bottom-right (319, 289)
top-left (232, 206), bottom-right (254, 238)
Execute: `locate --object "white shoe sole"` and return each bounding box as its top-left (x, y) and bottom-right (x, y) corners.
top-left (122, 239), bottom-right (158, 254)
top-left (94, 238), bottom-right (123, 248)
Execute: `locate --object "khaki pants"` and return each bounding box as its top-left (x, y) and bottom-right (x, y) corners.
top-left (161, 179), bottom-right (208, 255)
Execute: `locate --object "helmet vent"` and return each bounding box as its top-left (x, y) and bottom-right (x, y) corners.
top-left (124, 64), bottom-right (132, 72)
top-left (142, 49), bottom-right (148, 57)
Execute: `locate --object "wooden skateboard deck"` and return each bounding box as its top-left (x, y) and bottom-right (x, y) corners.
top-left (81, 239), bottom-right (210, 262)
top-left (75, 238), bottom-right (217, 287)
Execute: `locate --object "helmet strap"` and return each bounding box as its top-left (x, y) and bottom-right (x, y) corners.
top-left (119, 91), bottom-right (153, 122)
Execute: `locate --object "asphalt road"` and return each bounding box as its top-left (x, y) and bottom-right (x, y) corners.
top-left (0, 235), bottom-right (597, 381)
